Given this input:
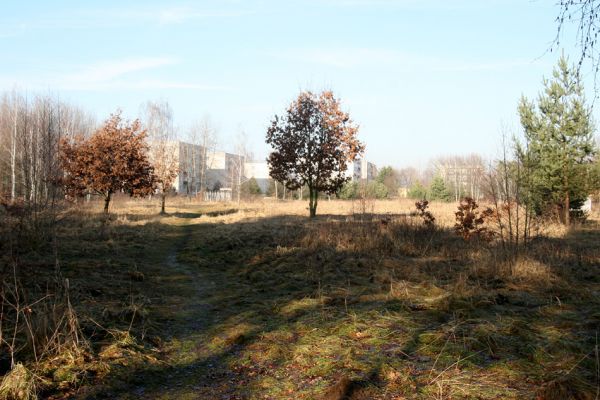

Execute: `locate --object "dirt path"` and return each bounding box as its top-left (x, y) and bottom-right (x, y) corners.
top-left (89, 215), bottom-right (600, 400)
top-left (106, 221), bottom-right (233, 400)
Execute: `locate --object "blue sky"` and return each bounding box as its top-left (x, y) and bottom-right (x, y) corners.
top-left (0, 0), bottom-right (593, 168)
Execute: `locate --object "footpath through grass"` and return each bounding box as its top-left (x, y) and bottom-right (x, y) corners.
top-left (97, 206), bottom-right (600, 399)
top-left (3, 200), bottom-right (600, 400)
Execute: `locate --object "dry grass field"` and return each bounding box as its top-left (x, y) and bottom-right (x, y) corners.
top-left (2, 197), bottom-right (600, 399)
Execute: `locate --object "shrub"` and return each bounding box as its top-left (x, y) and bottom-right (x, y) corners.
top-left (415, 200), bottom-right (435, 226)
top-left (454, 197), bottom-right (494, 241)
top-left (338, 181), bottom-right (359, 199)
top-left (366, 181), bottom-right (388, 199)
top-left (408, 181), bottom-right (428, 200)
top-left (242, 177), bottom-right (262, 196)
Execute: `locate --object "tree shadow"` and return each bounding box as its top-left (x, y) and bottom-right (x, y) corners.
top-left (30, 212), bottom-right (600, 399)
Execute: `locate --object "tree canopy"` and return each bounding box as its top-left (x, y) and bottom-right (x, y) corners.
top-left (266, 91), bottom-right (364, 217)
top-left (60, 112), bottom-right (156, 213)
top-left (429, 176), bottom-right (452, 202)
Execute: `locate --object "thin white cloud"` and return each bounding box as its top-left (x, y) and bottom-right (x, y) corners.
top-left (276, 47), bottom-right (537, 72)
top-left (58, 80), bottom-right (233, 92)
top-left (0, 4), bottom-right (251, 34)
top-left (0, 57), bottom-right (232, 92)
top-left (155, 7), bottom-right (249, 25)
top-left (279, 48), bottom-right (405, 68)
top-left (67, 57), bottom-right (177, 83)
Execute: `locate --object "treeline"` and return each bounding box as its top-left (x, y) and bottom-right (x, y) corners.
top-left (0, 94), bottom-right (247, 213)
top-left (336, 156), bottom-right (486, 202)
top-left (0, 92), bottom-right (95, 208)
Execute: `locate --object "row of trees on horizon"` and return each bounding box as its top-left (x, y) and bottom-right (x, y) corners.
top-left (0, 56), bottom-right (599, 223)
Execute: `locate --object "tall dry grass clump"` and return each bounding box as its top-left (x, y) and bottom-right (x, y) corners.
top-left (0, 363), bottom-right (37, 400)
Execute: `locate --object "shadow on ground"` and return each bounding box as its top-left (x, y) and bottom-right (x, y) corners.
top-left (54, 212), bottom-right (600, 399)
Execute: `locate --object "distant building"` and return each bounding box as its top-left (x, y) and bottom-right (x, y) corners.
top-left (148, 141), bottom-right (243, 195)
top-left (205, 151), bottom-right (244, 192)
top-left (397, 187), bottom-right (409, 198)
top-left (150, 140), bottom-right (381, 198)
top-left (148, 140), bottom-right (204, 195)
top-left (345, 158), bottom-right (378, 182)
top-left (436, 161), bottom-right (484, 201)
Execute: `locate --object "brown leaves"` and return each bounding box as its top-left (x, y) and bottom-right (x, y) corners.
top-left (59, 111), bottom-right (156, 201)
top-left (266, 90), bottom-right (364, 196)
top-left (454, 197), bottom-right (495, 241)
top-left (415, 200), bottom-right (435, 226)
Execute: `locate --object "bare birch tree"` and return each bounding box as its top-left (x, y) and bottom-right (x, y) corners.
top-left (188, 116), bottom-right (218, 196)
top-left (142, 100), bottom-right (179, 214)
top-left (0, 91), bottom-right (93, 207)
top-left (231, 130), bottom-right (250, 204)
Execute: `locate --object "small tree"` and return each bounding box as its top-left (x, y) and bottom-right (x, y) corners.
top-left (143, 101), bottom-right (179, 214)
top-left (415, 200), bottom-right (435, 226)
top-left (454, 197), bottom-right (494, 241)
top-left (338, 181), bottom-right (359, 199)
top-left (60, 112), bottom-right (156, 213)
top-left (366, 181), bottom-right (389, 199)
top-left (408, 181), bottom-right (428, 200)
top-left (266, 91), bottom-right (364, 217)
top-left (188, 116), bottom-right (218, 196)
top-left (376, 166), bottom-right (398, 195)
top-left (518, 55), bottom-right (596, 225)
top-left (429, 176), bottom-right (452, 202)
top-left (241, 177), bottom-right (262, 197)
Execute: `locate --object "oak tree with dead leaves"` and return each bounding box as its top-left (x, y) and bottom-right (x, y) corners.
top-left (60, 112), bottom-right (156, 213)
top-left (267, 91), bottom-right (364, 217)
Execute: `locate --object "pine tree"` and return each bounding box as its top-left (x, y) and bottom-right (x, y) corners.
top-left (518, 56), bottom-right (596, 225)
top-left (242, 177), bottom-right (262, 196)
top-left (429, 176), bottom-right (452, 202)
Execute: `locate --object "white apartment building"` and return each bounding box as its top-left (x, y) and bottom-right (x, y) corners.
top-left (205, 151), bottom-right (244, 191)
top-left (345, 158), bottom-right (377, 182)
top-left (148, 140), bottom-right (204, 195)
top-left (148, 141), bottom-right (237, 194)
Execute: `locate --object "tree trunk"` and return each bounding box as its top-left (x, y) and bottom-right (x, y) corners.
top-left (564, 191), bottom-right (570, 226)
top-left (103, 192), bottom-right (112, 214)
top-left (160, 191), bottom-right (166, 214)
top-left (308, 187), bottom-right (318, 218)
top-left (562, 143), bottom-right (570, 226)
top-left (10, 100), bottom-right (17, 201)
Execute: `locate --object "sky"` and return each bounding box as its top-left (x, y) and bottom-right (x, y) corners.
top-left (0, 0), bottom-right (594, 169)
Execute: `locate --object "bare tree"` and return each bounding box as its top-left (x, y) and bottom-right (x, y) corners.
top-left (142, 101), bottom-right (179, 214)
top-left (555, 0), bottom-right (600, 90)
top-left (231, 130), bottom-right (250, 204)
top-left (433, 154), bottom-right (485, 201)
top-left (0, 91), bottom-right (93, 207)
top-left (188, 116), bottom-right (218, 196)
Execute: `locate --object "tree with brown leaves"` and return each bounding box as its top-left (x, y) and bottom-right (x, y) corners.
top-left (60, 112), bottom-right (156, 213)
top-left (266, 91), bottom-right (364, 217)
